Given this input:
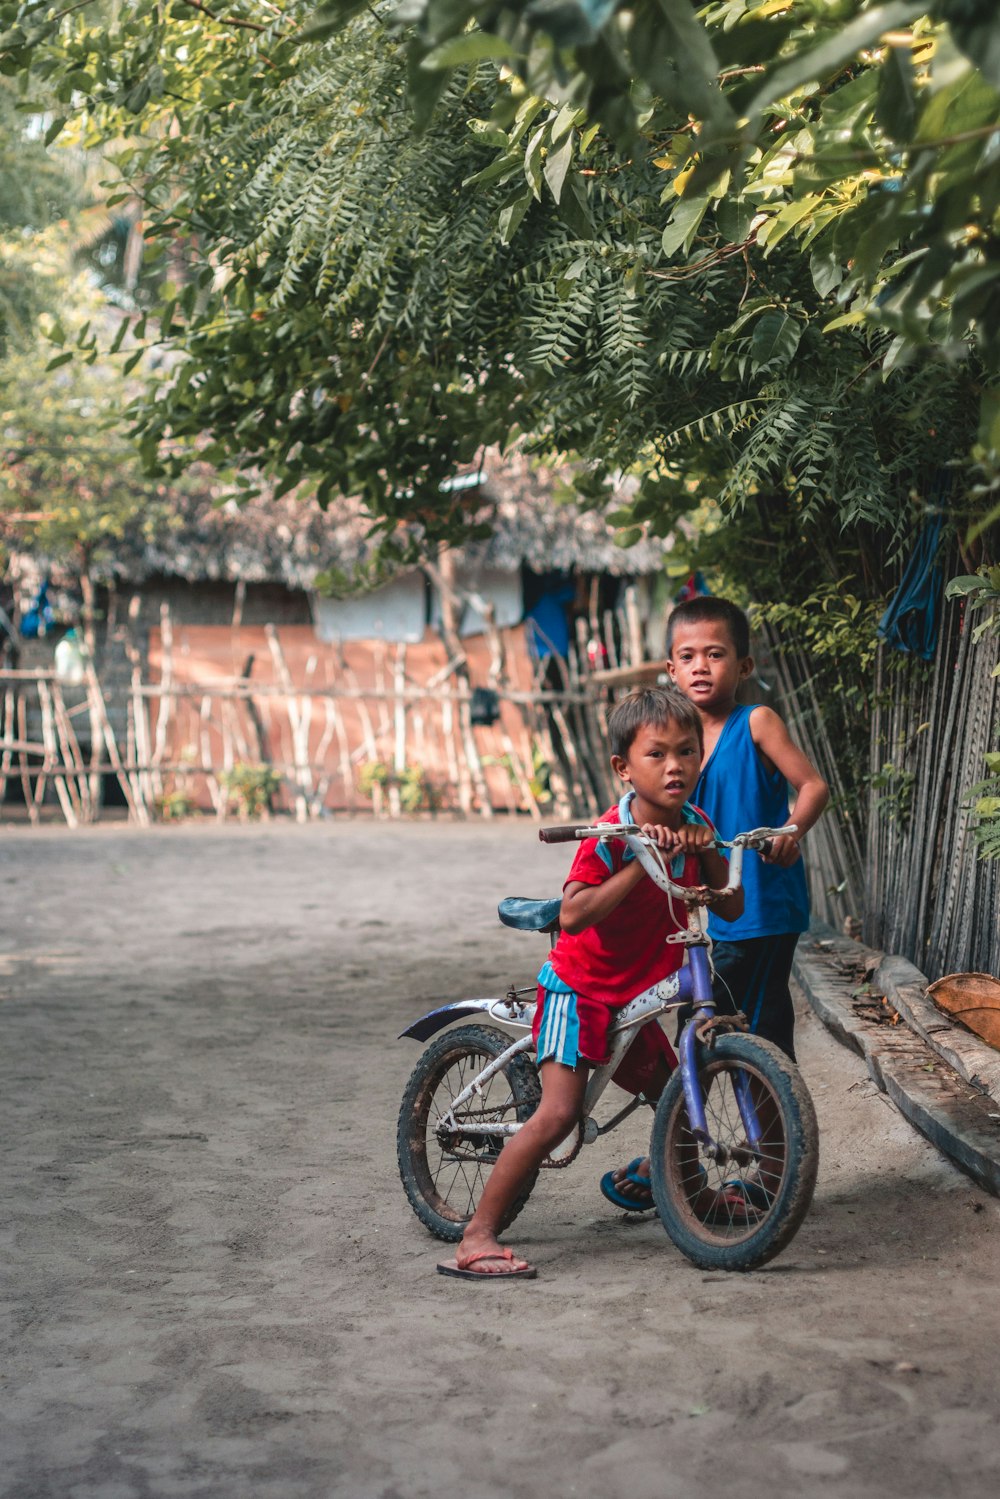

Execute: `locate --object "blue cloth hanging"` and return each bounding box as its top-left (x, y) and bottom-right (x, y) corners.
top-left (20, 580), bottom-right (55, 640)
top-left (877, 513), bottom-right (944, 661)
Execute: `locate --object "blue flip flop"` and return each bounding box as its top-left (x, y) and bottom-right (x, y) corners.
top-left (600, 1156), bottom-right (654, 1213)
top-left (723, 1178), bottom-right (771, 1211)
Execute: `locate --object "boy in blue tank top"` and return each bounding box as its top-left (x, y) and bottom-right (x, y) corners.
top-left (604, 596), bottom-right (828, 1210)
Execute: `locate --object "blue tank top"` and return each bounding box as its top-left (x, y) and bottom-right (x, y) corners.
top-left (695, 705), bottom-right (810, 941)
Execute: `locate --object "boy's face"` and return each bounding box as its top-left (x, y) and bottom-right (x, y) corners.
top-left (667, 618), bottom-right (752, 710)
top-left (611, 718), bottom-right (701, 824)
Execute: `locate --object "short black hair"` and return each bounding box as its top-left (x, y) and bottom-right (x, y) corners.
top-left (666, 597), bottom-right (750, 659)
top-left (607, 686), bottom-right (703, 760)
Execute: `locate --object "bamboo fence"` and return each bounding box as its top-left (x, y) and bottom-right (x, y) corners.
top-left (0, 594), bottom-right (631, 828)
top-left (5, 584), bottom-right (998, 981)
top-left (762, 598), bottom-right (1000, 984)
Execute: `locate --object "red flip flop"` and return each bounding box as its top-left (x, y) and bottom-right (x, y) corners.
top-left (437, 1247), bottom-right (537, 1280)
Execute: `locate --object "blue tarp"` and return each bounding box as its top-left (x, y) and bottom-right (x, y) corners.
top-left (877, 513), bottom-right (944, 662)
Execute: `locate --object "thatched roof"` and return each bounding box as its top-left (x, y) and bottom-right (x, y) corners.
top-left (12, 450), bottom-right (673, 591)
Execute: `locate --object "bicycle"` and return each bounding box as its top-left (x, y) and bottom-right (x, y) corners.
top-left (397, 819), bottom-right (819, 1272)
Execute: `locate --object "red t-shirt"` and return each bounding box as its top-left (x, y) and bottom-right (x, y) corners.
top-left (547, 799), bottom-right (714, 1006)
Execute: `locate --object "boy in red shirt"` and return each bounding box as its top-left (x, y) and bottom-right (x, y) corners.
top-left (438, 686), bottom-right (743, 1281)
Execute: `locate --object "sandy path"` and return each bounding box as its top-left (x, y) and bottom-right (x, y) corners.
top-left (2, 822), bottom-right (999, 1499)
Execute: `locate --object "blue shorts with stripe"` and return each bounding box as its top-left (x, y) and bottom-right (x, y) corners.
top-left (532, 962), bottom-right (615, 1068)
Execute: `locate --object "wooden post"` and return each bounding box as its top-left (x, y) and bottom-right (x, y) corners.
top-left (199, 694), bottom-right (226, 818)
top-left (393, 642), bottom-right (408, 813)
top-left (266, 625), bottom-right (309, 823)
top-left (50, 679), bottom-right (91, 821)
top-left (16, 693), bottom-right (39, 824)
top-left (335, 643), bottom-right (385, 817)
top-left (430, 549), bottom-right (493, 819)
top-left (83, 663), bottom-right (144, 822)
top-left (150, 601), bottom-right (175, 800)
top-left (123, 595), bottom-right (154, 819)
top-left (37, 679), bottom-right (78, 828)
top-left (624, 585), bottom-right (643, 670)
top-left (0, 687), bottom-right (14, 811)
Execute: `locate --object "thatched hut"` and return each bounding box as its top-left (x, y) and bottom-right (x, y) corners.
top-left (2, 452), bottom-right (676, 822)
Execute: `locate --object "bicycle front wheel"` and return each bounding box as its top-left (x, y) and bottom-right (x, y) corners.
top-left (397, 1024), bottom-right (541, 1242)
top-left (649, 1034), bottom-right (818, 1272)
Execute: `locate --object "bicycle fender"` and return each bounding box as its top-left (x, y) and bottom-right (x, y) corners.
top-left (399, 998), bottom-right (527, 1043)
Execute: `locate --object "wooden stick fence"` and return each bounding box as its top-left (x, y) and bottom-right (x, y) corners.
top-left (0, 601), bottom-right (625, 827)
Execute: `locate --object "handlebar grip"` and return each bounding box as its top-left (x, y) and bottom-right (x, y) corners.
top-left (538, 825), bottom-right (589, 843)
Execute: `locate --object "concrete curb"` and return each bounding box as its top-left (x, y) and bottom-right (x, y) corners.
top-left (793, 923), bottom-right (1000, 1197)
top-left (873, 953), bottom-right (1000, 1105)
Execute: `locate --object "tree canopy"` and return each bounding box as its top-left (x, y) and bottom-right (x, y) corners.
top-left (1, 1), bottom-right (998, 559)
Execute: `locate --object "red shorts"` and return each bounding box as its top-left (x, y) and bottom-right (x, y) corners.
top-left (532, 985), bottom-right (676, 1094)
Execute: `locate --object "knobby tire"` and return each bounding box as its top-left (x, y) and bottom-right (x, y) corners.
top-left (397, 1024), bottom-right (541, 1243)
top-left (649, 1033), bottom-right (818, 1272)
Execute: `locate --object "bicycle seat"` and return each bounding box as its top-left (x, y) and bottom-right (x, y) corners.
top-left (498, 896), bottom-right (562, 933)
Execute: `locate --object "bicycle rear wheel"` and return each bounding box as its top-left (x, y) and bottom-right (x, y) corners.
top-left (649, 1034), bottom-right (818, 1272)
top-left (397, 1024), bottom-right (541, 1242)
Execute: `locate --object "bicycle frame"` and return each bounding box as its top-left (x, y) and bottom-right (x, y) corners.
top-left (404, 820), bottom-right (795, 1167)
top-left (429, 916), bottom-right (763, 1165)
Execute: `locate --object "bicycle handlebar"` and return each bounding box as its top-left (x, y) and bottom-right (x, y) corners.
top-left (538, 821), bottom-right (799, 903)
top-left (539, 822), bottom-right (796, 850)
top-left (538, 824), bottom-right (601, 843)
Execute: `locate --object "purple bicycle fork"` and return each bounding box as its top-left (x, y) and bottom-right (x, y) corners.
top-left (677, 943), bottom-right (762, 1158)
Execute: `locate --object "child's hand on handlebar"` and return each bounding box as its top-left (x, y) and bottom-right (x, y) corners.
top-left (761, 832), bottom-right (801, 868)
top-left (639, 821), bottom-right (715, 855)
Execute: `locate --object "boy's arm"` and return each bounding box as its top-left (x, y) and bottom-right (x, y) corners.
top-left (696, 845), bottom-right (744, 922)
top-left (559, 861), bottom-right (646, 934)
top-left (749, 706), bottom-right (830, 868)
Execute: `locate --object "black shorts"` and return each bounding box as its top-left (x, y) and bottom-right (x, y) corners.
top-left (710, 933), bottom-right (801, 1062)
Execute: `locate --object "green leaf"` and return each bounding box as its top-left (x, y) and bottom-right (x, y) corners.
top-left (747, 3), bottom-right (924, 121)
top-left (407, 38), bottom-right (448, 131)
top-left (462, 152), bottom-right (520, 189)
top-left (45, 351), bottom-right (74, 371)
top-left (823, 309), bottom-right (866, 333)
top-left (498, 189), bottom-right (531, 244)
top-left (44, 115), bottom-right (68, 146)
top-left (947, 7), bottom-right (1000, 93)
top-left (751, 310), bottom-right (802, 369)
top-left (661, 194), bottom-right (709, 258)
top-left (945, 575), bottom-right (990, 599)
top-left (977, 388), bottom-right (1000, 453)
top-left (715, 195), bottom-right (756, 245)
top-left (297, 2), bottom-right (368, 43)
top-left (544, 131), bottom-right (573, 204)
top-left (421, 32), bottom-right (521, 70)
top-left (915, 63), bottom-right (1000, 146)
top-left (875, 42), bottom-right (917, 141)
top-left (524, 123), bottom-right (545, 201)
top-left (556, 172), bottom-right (594, 238)
top-left (810, 247), bottom-right (844, 299)
top-left (109, 318), bottom-right (130, 356)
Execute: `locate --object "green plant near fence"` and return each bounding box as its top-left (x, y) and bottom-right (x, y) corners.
top-left (357, 761), bottom-right (437, 814)
top-left (221, 763), bottom-right (281, 820)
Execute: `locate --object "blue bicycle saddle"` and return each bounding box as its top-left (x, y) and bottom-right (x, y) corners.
top-left (497, 896), bottom-right (562, 933)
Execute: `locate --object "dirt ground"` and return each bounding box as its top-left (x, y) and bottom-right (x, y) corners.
top-left (3, 821), bottom-right (1000, 1499)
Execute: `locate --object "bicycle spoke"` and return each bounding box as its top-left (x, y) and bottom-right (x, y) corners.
top-left (400, 1029), bottom-right (540, 1236)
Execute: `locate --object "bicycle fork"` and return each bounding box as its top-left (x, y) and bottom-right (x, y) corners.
top-left (680, 943), bottom-right (763, 1165)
